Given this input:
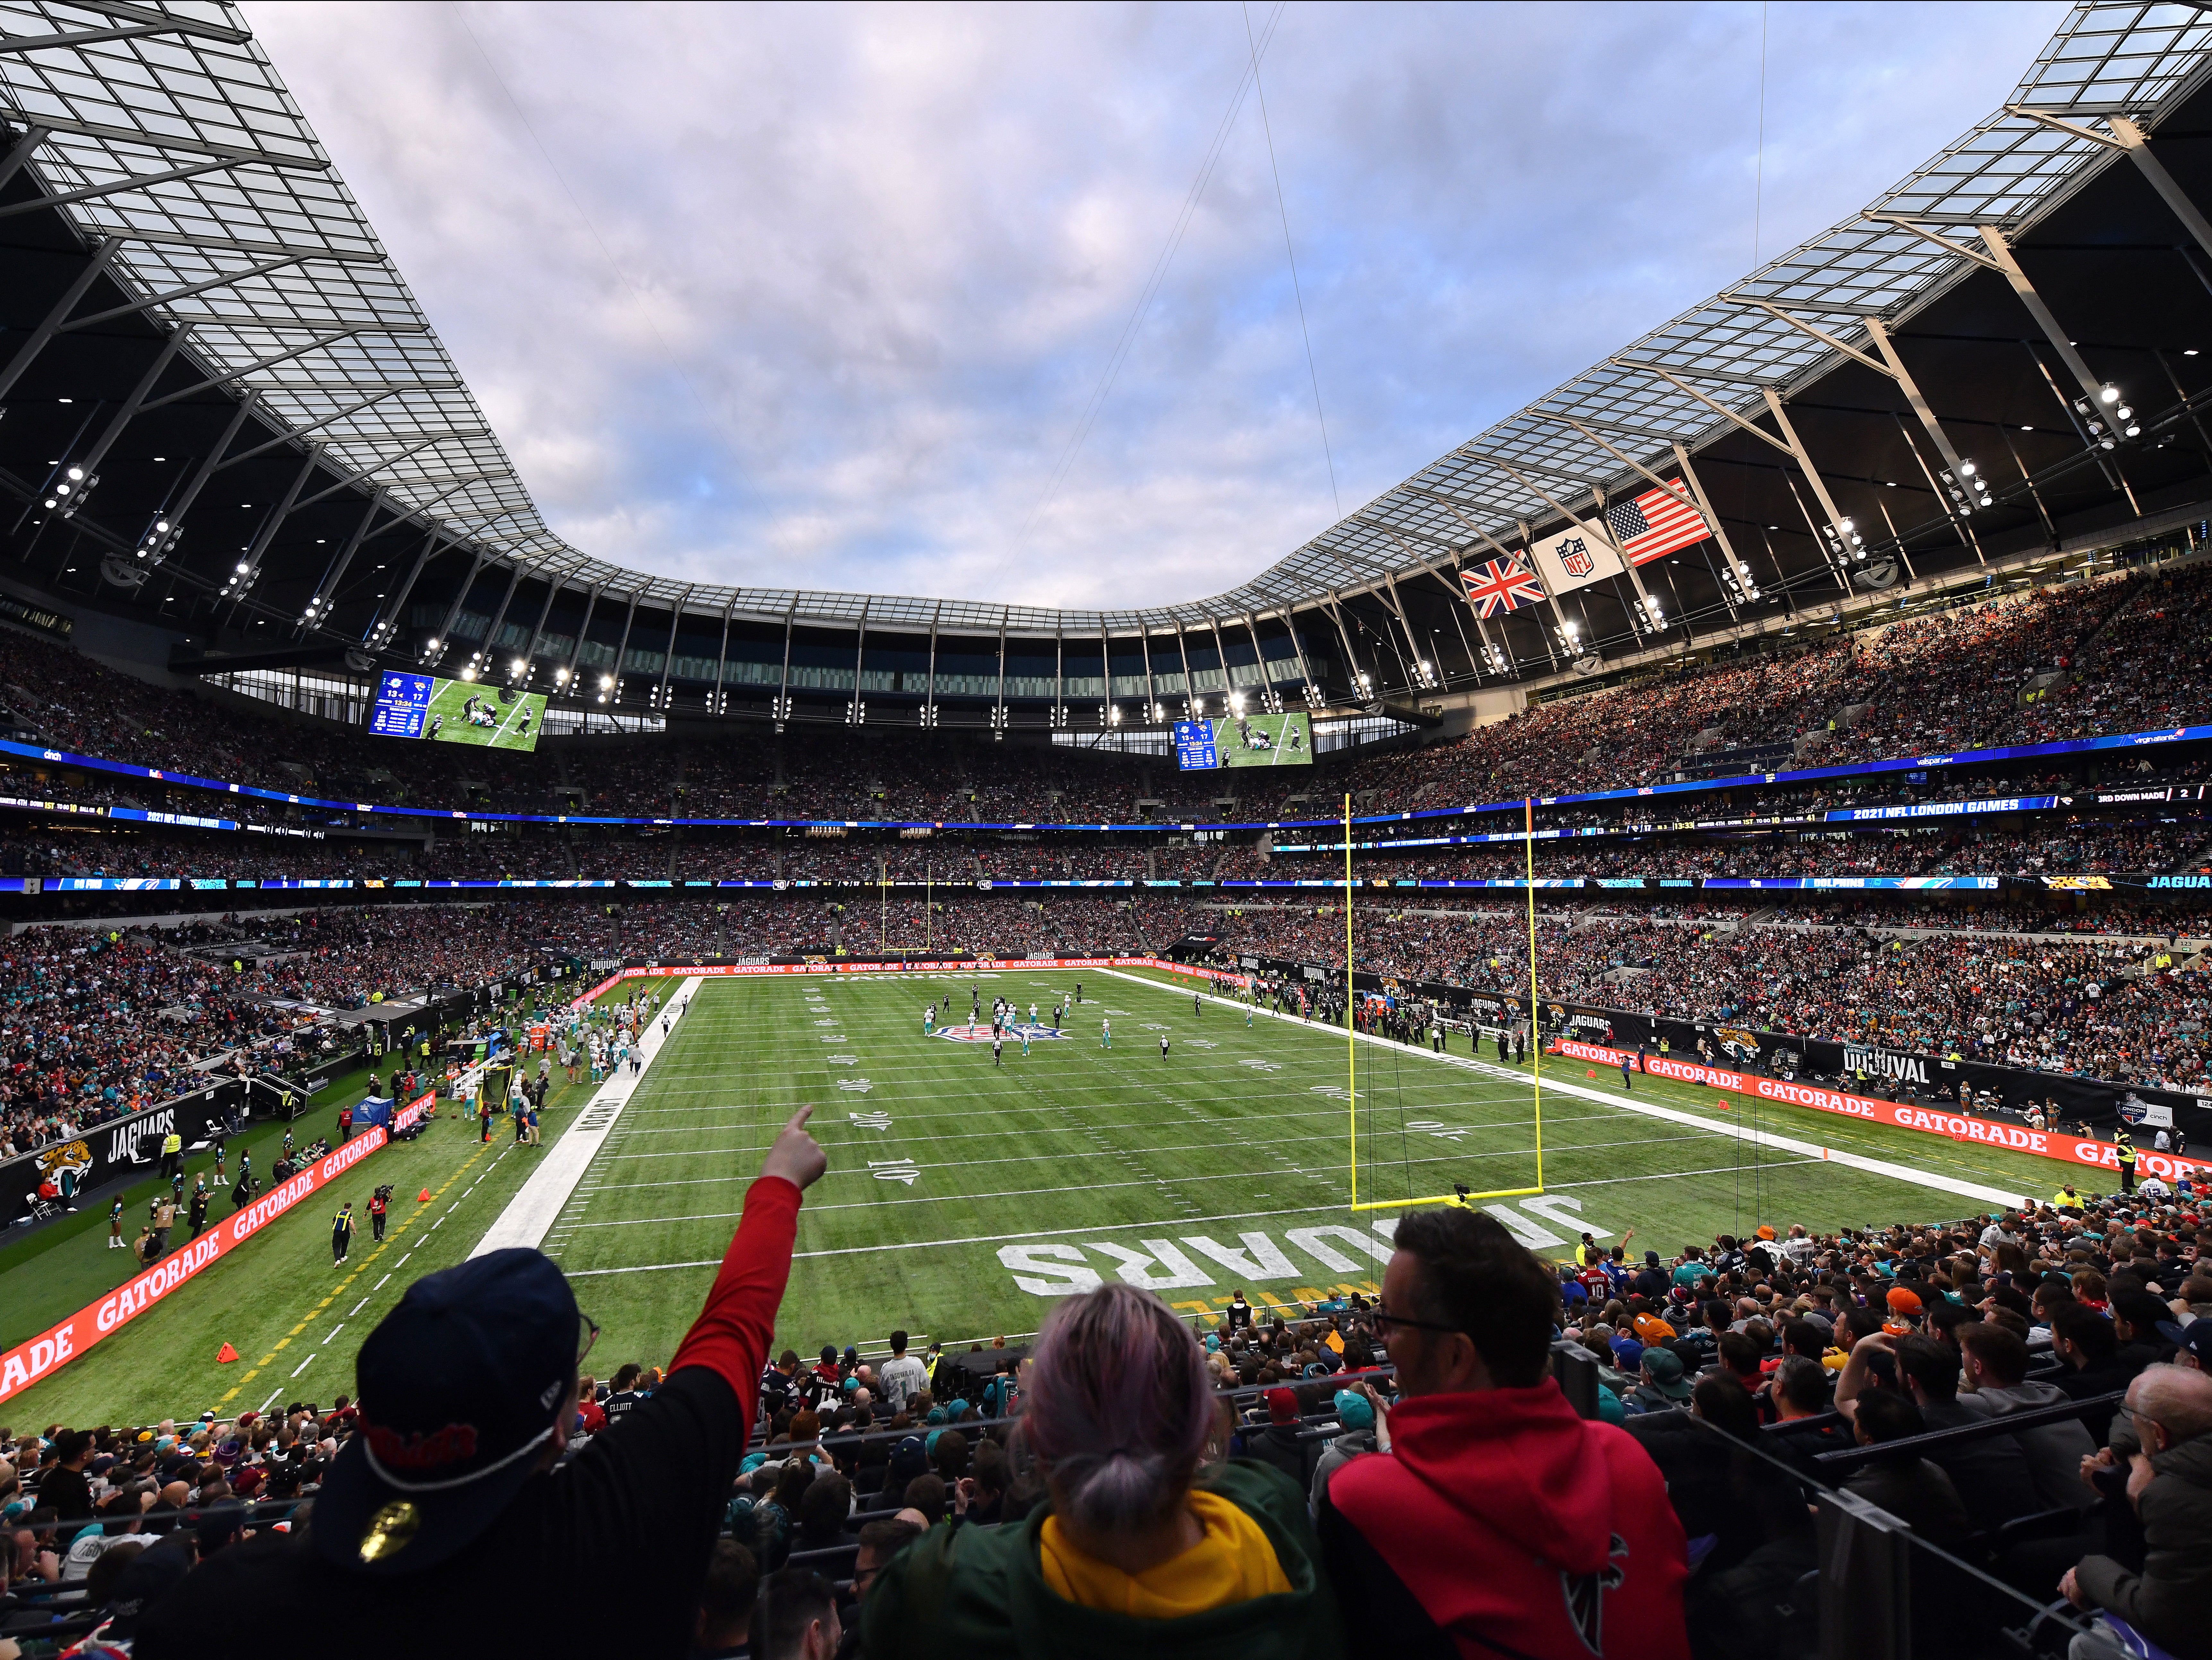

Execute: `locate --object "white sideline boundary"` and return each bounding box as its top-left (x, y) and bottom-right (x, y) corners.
top-left (1095, 966), bottom-right (2029, 1211)
top-left (470, 976), bottom-right (705, 1257)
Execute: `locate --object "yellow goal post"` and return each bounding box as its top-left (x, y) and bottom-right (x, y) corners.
top-left (1347, 793), bottom-right (1546, 1212)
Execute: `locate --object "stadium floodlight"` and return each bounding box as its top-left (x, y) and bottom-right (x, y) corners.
top-left (426, 637), bottom-right (441, 652)
top-left (459, 666), bottom-right (477, 682)
top-left (137, 515), bottom-right (180, 563)
top-left (1108, 704), bottom-right (1122, 724)
top-left (555, 667), bottom-right (569, 684)
top-left (2072, 396), bottom-right (2119, 449)
top-left (2100, 383), bottom-right (2120, 404)
top-left (1942, 462), bottom-right (1993, 514)
top-left (510, 658), bottom-right (527, 677)
top-left (599, 675), bottom-right (615, 691)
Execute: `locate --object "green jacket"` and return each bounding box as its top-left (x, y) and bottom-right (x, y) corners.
top-left (2075, 1430), bottom-right (2212, 1660)
top-left (860, 1459), bottom-right (1345, 1660)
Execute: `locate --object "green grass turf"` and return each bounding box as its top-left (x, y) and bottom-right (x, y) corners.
top-left (421, 679), bottom-right (544, 750)
top-left (0, 964), bottom-right (2107, 1427)
top-left (0, 977), bottom-right (679, 1428)
top-left (536, 965), bottom-right (2094, 1371)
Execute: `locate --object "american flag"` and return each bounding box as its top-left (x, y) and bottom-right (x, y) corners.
top-left (1604, 482), bottom-right (1711, 563)
top-left (1460, 555), bottom-right (1545, 617)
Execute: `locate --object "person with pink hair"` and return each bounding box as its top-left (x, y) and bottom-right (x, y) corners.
top-left (860, 1281), bottom-right (1343, 1657)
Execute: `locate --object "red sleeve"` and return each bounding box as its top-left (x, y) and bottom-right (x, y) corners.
top-left (668, 1175), bottom-right (801, 1416)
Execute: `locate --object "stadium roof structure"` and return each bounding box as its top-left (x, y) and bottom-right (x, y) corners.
top-left (0, 1), bottom-right (2210, 730)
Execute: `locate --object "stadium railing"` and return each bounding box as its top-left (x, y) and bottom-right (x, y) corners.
top-left (1669, 1406), bottom-right (2107, 1660)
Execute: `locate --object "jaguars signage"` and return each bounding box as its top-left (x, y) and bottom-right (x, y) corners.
top-left (0, 1083), bottom-right (239, 1227)
top-left (937, 1022), bottom-right (1070, 1043)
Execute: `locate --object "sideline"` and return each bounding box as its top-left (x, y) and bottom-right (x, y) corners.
top-left (470, 976), bottom-right (704, 1257)
top-left (1096, 966), bottom-right (2028, 1210)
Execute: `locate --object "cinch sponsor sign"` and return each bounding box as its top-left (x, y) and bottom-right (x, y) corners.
top-left (0, 1092), bottom-right (433, 1403)
top-left (1549, 1040), bottom-right (2210, 1184)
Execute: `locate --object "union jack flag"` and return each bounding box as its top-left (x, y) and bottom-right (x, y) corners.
top-left (1604, 482), bottom-right (1710, 563)
top-left (1460, 555), bottom-right (1545, 617)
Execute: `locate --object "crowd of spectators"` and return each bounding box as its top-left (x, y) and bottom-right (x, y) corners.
top-left (10, 1121), bottom-right (2205, 1658)
top-left (1, 802), bottom-right (2203, 893)
top-left (1206, 900), bottom-right (2212, 1091)
top-left (0, 563), bottom-right (2204, 842)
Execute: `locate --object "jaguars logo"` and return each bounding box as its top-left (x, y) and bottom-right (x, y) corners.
top-left (38, 1140), bottom-right (92, 1183)
top-left (1714, 1027), bottom-right (1760, 1065)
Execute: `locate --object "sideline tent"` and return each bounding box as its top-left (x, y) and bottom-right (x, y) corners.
top-left (348, 1095), bottom-right (397, 1134)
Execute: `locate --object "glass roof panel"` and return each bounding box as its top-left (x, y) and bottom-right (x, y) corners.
top-left (0, 2), bottom-right (2202, 631)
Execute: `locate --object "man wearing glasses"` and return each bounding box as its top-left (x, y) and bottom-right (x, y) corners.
top-left (133, 1106), bottom-right (829, 1659)
top-left (2058, 1362), bottom-right (2212, 1660)
top-left (1315, 1205), bottom-right (1691, 1658)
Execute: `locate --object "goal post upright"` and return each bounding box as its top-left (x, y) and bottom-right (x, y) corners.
top-left (1345, 794), bottom-right (1547, 1216)
top-left (1527, 793), bottom-right (1544, 1192)
top-left (1345, 791), bottom-right (1356, 1213)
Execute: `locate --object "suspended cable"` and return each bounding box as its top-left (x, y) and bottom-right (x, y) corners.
top-left (1010, 3), bottom-right (1289, 559)
top-left (1753, 1), bottom-right (1768, 267)
top-left (448, 4), bottom-right (749, 483)
top-left (1241, 0), bottom-right (1339, 517)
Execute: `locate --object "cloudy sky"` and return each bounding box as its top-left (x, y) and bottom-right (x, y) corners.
top-left (248, 1), bottom-right (2067, 610)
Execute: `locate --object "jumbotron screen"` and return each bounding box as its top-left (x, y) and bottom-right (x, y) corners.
top-left (1171, 711), bottom-right (1311, 770)
top-left (369, 672), bottom-right (546, 752)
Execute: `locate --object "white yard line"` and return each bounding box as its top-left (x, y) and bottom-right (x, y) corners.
top-left (469, 976), bottom-right (705, 1257)
top-left (1097, 966), bottom-right (2028, 1210)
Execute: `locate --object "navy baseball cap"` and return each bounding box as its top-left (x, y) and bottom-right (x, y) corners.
top-left (312, 1248), bottom-right (579, 1576)
top-left (2159, 1315), bottom-right (2212, 1363)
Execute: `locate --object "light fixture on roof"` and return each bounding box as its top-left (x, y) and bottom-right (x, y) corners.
top-left (1940, 461), bottom-right (1992, 515)
top-left (44, 462), bottom-right (99, 517)
top-left (600, 674), bottom-right (615, 691)
top-left (2072, 392), bottom-right (2123, 448)
top-left (137, 515), bottom-right (180, 564)
top-left (510, 658), bottom-right (527, 677)
top-left (459, 665), bottom-right (476, 681)
top-left (1822, 517), bottom-right (1865, 561)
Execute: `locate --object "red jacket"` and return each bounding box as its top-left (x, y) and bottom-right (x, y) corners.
top-left (1320, 1379), bottom-right (1689, 1660)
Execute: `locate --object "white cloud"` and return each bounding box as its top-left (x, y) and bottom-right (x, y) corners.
top-left (246, 0), bottom-right (2069, 610)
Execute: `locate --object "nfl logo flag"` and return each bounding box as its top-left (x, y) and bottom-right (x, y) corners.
top-left (1604, 483), bottom-right (1710, 564)
top-left (1460, 556), bottom-right (1545, 617)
